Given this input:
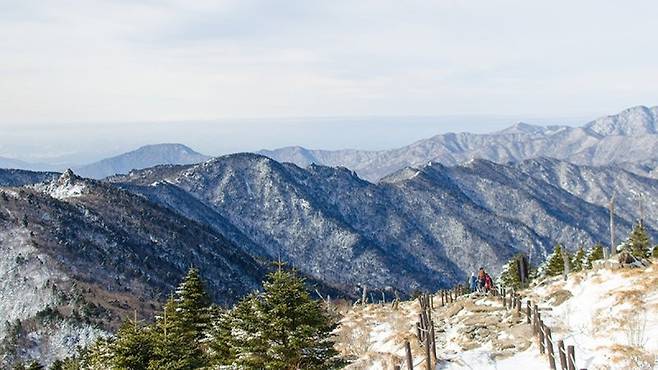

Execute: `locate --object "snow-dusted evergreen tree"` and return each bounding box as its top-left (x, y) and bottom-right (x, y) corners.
top-left (539, 244), bottom-right (570, 277)
top-left (624, 222), bottom-right (651, 259)
top-left (111, 319), bottom-right (153, 369)
top-left (174, 267), bottom-right (212, 342)
top-left (25, 361), bottom-right (44, 370)
top-left (149, 282), bottom-right (209, 369)
top-left (80, 337), bottom-right (115, 370)
top-left (570, 246), bottom-right (586, 272)
top-left (499, 254), bottom-right (532, 289)
top-left (205, 307), bottom-right (234, 366)
top-left (222, 264), bottom-right (342, 369)
top-left (653, 245), bottom-right (658, 258)
top-left (586, 243), bottom-right (604, 269)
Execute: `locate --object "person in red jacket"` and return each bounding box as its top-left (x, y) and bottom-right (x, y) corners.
top-left (484, 272), bottom-right (493, 293)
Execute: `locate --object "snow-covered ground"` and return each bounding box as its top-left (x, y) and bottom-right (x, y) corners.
top-left (335, 262), bottom-right (658, 369)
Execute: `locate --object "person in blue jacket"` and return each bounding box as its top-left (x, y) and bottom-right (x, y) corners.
top-left (469, 272), bottom-right (478, 293)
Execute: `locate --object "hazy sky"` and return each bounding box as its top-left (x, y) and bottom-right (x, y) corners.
top-left (1, 0), bottom-right (657, 162)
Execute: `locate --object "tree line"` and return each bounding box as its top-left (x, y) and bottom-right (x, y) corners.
top-left (23, 264), bottom-right (343, 370)
top-left (500, 221), bottom-right (657, 289)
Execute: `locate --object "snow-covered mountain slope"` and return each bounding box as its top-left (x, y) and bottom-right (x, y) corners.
top-left (260, 105), bottom-right (658, 181)
top-left (513, 158), bottom-right (658, 231)
top-left (110, 153), bottom-right (656, 296)
top-left (74, 143), bottom-right (209, 179)
top-left (335, 262), bottom-right (658, 369)
top-left (0, 170), bottom-right (264, 366)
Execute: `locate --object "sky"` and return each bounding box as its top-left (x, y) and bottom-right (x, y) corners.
top-left (1, 0), bottom-right (658, 163)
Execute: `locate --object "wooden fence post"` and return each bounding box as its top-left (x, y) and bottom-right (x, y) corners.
top-left (567, 345), bottom-right (575, 370)
top-left (526, 301), bottom-right (531, 324)
top-left (533, 304), bottom-right (539, 335)
top-left (538, 320), bottom-right (545, 354)
top-left (558, 340), bottom-right (567, 370)
top-left (430, 321), bottom-right (437, 363)
top-left (516, 296), bottom-right (522, 314)
top-left (546, 327), bottom-right (557, 370)
top-left (425, 332), bottom-right (432, 370)
top-left (405, 340), bottom-right (413, 370)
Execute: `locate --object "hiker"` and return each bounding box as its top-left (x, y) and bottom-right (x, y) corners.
top-left (477, 267), bottom-right (486, 293)
top-left (469, 273), bottom-right (477, 293)
top-left (484, 272), bottom-right (493, 293)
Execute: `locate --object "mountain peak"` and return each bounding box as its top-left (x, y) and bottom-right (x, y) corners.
top-left (75, 143), bottom-right (210, 179)
top-left (59, 168), bottom-right (79, 183)
top-left (585, 105), bottom-right (656, 136)
top-left (499, 122), bottom-right (543, 134)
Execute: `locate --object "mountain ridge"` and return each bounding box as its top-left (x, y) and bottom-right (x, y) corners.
top-left (259, 105), bottom-right (658, 181)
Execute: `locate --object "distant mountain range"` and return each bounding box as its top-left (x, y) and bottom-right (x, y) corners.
top-left (0, 144), bottom-right (210, 179)
top-left (2, 106), bottom-right (658, 182)
top-left (260, 105), bottom-right (658, 181)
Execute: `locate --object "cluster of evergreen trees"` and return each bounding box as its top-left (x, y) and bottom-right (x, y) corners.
top-left (33, 265), bottom-right (342, 370)
top-left (621, 222), bottom-right (657, 259)
top-left (500, 221), bottom-right (657, 288)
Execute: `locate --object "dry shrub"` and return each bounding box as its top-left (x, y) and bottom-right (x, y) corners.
top-left (621, 309), bottom-right (648, 348)
top-left (610, 289), bottom-right (644, 308)
top-left (609, 344), bottom-right (655, 370)
top-left (335, 319), bottom-right (372, 357)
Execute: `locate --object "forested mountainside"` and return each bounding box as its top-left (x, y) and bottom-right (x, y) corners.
top-left (0, 170), bottom-right (264, 366)
top-left (110, 154), bottom-right (657, 295)
top-left (261, 105), bottom-right (658, 181)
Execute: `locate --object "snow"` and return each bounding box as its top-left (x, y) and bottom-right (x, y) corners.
top-left (43, 182), bottom-right (87, 199)
top-left (336, 262), bottom-right (658, 370)
top-left (0, 227), bottom-right (63, 339)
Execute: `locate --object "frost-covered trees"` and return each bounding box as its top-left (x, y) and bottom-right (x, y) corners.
top-left (212, 264), bottom-right (343, 369)
top-left (111, 320), bottom-right (153, 369)
top-left (540, 245), bottom-right (570, 277)
top-left (148, 295), bottom-right (207, 370)
top-left (624, 222), bottom-right (652, 259)
top-left (56, 265), bottom-right (343, 369)
top-left (586, 243), bottom-right (605, 269)
top-left (499, 254), bottom-right (532, 289)
top-left (570, 246), bottom-right (586, 272)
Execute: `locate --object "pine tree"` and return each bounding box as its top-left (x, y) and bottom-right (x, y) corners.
top-left (571, 246), bottom-right (586, 272)
top-left (205, 306), bottom-right (234, 366)
top-left (26, 361), bottom-right (44, 370)
top-left (653, 245), bottom-right (658, 258)
top-left (540, 244), bottom-right (570, 277)
top-left (111, 318), bottom-right (154, 369)
top-left (81, 337), bottom-right (114, 370)
top-left (48, 360), bottom-right (64, 370)
top-left (224, 265), bottom-right (342, 369)
top-left (499, 254), bottom-right (531, 289)
top-left (221, 293), bottom-right (267, 368)
top-left (174, 267), bottom-right (211, 342)
top-left (586, 243), bottom-right (604, 269)
top-left (625, 222), bottom-right (651, 259)
top-left (148, 274), bottom-right (209, 370)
